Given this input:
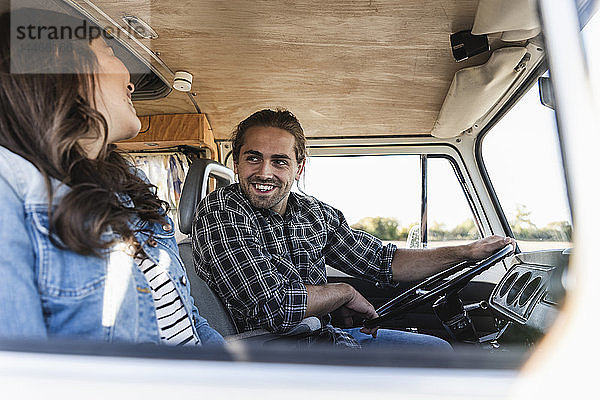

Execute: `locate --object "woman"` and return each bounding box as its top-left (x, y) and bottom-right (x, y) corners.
top-left (0, 8), bottom-right (224, 345)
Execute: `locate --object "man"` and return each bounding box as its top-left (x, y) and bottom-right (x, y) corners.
top-left (192, 109), bottom-right (515, 349)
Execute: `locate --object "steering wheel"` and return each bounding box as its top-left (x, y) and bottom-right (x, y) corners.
top-left (363, 244), bottom-right (514, 328)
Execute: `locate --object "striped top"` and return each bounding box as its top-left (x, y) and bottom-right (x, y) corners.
top-left (136, 254), bottom-right (199, 346)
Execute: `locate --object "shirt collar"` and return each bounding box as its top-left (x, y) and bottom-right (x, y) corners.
top-left (284, 192), bottom-right (300, 219)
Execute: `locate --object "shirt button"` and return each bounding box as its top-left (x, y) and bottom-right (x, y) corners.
top-left (162, 223), bottom-right (172, 232)
top-left (146, 238), bottom-right (158, 247)
top-left (180, 275), bottom-right (187, 286)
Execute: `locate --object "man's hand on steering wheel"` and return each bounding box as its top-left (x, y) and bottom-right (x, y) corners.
top-left (364, 240), bottom-right (516, 329)
top-left (333, 236), bottom-right (517, 334)
top-left (465, 235), bottom-right (517, 261)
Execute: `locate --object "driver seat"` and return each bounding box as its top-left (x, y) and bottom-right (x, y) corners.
top-left (177, 158), bottom-right (321, 342)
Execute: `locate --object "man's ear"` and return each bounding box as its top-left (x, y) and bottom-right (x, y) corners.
top-left (295, 159), bottom-right (306, 180)
top-left (233, 162), bottom-right (239, 175)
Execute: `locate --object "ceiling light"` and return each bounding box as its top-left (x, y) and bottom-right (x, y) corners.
top-left (173, 71), bottom-right (193, 92)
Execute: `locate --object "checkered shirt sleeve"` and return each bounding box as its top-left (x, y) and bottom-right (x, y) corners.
top-left (193, 208), bottom-right (308, 334)
top-left (320, 203), bottom-right (398, 286)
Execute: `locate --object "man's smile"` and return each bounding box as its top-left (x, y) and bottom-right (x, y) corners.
top-left (249, 178), bottom-right (281, 195)
top-left (252, 183), bottom-right (276, 193)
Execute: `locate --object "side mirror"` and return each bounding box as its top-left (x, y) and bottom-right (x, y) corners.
top-left (539, 76), bottom-right (556, 109)
top-left (406, 225), bottom-right (423, 249)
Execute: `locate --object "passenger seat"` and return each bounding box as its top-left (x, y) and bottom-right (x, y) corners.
top-left (177, 158), bottom-right (321, 343)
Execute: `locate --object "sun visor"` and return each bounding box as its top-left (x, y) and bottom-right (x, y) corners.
top-left (431, 47), bottom-right (528, 139)
top-left (501, 28), bottom-right (542, 42)
top-left (472, 0), bottom-right (540, 41)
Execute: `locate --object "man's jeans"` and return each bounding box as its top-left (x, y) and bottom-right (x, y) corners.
top-left (344, 327), bottom-right (453, 350)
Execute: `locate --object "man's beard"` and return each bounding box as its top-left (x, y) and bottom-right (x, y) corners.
top-left (240, 176), bottom-right (290, 211)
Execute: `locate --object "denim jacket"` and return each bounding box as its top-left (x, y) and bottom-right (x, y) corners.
top-left (0, 146), bottom-right (224, 345)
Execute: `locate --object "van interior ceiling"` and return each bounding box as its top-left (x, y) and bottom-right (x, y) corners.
top-left (3, 0), bottom-right (543, 143)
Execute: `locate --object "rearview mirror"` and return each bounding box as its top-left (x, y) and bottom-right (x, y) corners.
top-left (539, 76), bottom-right (556, 109)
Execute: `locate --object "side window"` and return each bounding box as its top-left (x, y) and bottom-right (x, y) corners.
top-left (427, 157), bottom-right (481, 248)
top-left (482, 78), bottom-right (572, 252)
top-left (300, 154), bottom-right (479, 250)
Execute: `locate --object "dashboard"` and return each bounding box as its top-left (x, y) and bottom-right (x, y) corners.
top-left (489, 249), bottom-right (568, 337)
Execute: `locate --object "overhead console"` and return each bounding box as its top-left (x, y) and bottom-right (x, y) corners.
top-left (11, 0), bottom-right (173, 101)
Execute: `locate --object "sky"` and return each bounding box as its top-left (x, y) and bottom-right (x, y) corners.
top-left (298, 8), bottom-right (600, 230)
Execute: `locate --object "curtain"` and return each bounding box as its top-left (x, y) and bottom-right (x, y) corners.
top-left (133, 153), bottom-right (190, 242)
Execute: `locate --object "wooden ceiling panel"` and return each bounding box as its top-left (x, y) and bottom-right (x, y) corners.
top-left (144, 0), bottom-right (482, 138)
top-left (15, 0), bottom-right (487, 138)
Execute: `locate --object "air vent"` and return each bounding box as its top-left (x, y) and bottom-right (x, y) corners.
top-left (499, 271), bottom-right (519, 297)
top-left (506, 272), bottom-right (532, 305)
top-left (489, 264), bottom-right (553, 324)
top-left (519, 277), bottom-right (542, 307)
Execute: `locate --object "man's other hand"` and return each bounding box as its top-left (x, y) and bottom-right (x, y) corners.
top-left (466, 235), bottom-right (516, 261)
top-left (336, 286), bottom-right (379, 337)
top-left (305, 283), bottom-right (379, 337)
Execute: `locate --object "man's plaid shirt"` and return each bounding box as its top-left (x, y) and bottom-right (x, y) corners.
top-left (192, 184), bottom-right (397, 341)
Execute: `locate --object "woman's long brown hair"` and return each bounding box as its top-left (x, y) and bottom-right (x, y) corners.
top-left (0, 9), bottom-right (168, 256)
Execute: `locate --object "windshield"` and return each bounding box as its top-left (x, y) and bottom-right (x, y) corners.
top-left (481, 78), bottom-right (572, 252)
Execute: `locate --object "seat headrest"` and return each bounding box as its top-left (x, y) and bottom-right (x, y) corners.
top-left (178, 159), bottom-right (235, 235)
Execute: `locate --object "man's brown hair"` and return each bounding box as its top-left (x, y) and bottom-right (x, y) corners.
top-left (231, 109), bottom-right (307, 163)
